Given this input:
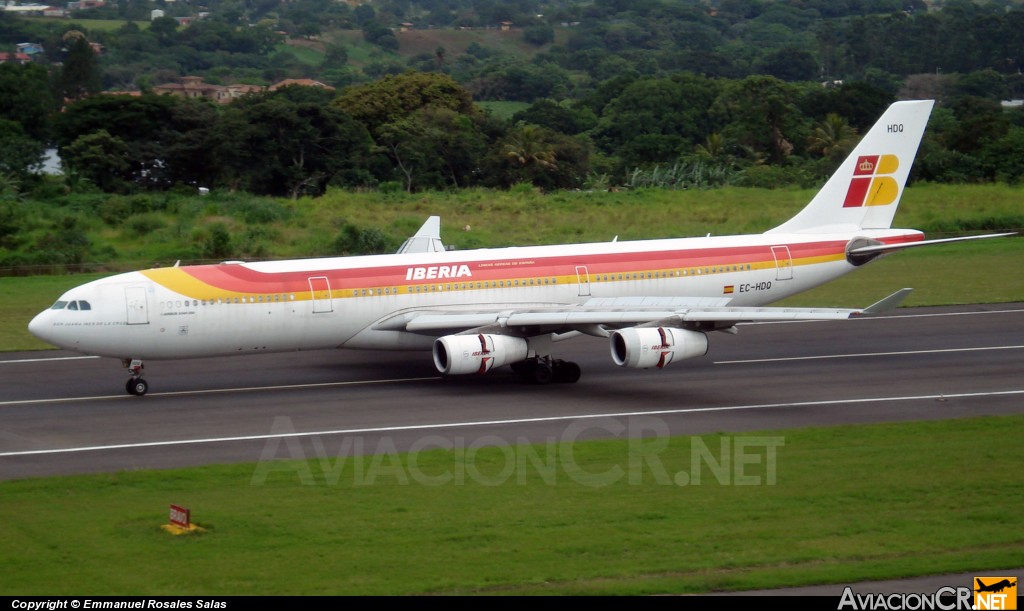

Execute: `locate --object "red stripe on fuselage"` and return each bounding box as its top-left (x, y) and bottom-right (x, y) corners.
top-left (172, 239), bottom-right (860, 294)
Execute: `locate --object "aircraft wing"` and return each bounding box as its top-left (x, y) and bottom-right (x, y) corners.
top-left (373, 289), bottom-right (913, 336)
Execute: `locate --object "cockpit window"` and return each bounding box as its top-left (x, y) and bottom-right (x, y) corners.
top-left (52, 300), bottom-right (91, 311)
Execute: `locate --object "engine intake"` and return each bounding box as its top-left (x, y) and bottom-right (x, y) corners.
top-left (433, 334), bottom-right (529, 375)
top-left (610, 327), bottom-right (708, 369)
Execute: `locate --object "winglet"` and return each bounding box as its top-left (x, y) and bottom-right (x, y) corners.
top-left (396, 216), bottom-right (446, 254)
top-left (859, 288), bottom-right (913, 315)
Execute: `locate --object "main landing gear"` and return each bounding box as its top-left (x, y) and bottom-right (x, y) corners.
top-left (122, 358), bottom-right (149, 396)
top-left (511, 357), bottom-right (582, 385)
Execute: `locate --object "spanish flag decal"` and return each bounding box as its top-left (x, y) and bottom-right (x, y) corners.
top-left (723, 285), bottom-right (735, 294)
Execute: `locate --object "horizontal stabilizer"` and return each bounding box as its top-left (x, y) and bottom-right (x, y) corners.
top-left (849, 232), bottom-right (1016, 256)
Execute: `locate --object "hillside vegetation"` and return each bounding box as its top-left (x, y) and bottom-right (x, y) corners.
top-left (2, 182), bottom-right (1021, 274)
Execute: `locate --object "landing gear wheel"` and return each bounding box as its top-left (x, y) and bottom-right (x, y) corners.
top-left (512, 360), bottom-right (552, 382)
top-left (515, 357), bottom-right (574, 385)
top-left (529, 362), bottom-right (553, 385)
top-left (126, 378), bottom-right (148, 396)
top-left (553, 360), bottom-right (582, 384)
top-left (122, 358), bottom-right (147, 396)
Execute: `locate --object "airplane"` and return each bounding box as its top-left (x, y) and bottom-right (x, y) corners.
top-left (27, 99), bottom-right (1015, 395)
top-left (975, 578), bottom-right (1016, 593)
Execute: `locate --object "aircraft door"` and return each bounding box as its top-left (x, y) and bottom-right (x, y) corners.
top-left (125, 286), bottom-right (149, 325)
top-left (308, 276), bottom-right (333, 313)
top-left (575, 266), bottom-right (591, 296)
top-left (771, 246), bottom-right (794, 281)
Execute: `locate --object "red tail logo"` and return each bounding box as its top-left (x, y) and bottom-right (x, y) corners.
top-left (843, 154), bottom-right (900, 208)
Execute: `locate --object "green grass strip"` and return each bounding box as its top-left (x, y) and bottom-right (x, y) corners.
top-left (2, 415), bottom-right (1022, 595)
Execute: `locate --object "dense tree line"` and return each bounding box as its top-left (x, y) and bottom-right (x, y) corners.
top-left (4, 66), bottom-right (1024, 200)
top-left (4, 1), bottom-right (1024, 197)
top-left (5, 1), bottom-right (1024, 96)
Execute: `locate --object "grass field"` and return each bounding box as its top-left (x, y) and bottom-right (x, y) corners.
top-left (1, 416), bottom-right (1021, 594)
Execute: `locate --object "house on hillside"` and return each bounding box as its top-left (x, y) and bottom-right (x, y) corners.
top-left (0, 52), bottom-right (31, 64)
top-left (0, 4), bottom-right (55, 16)
top-left (67, 0), bottom-right (105, 9)
top-left (153, 76), bottom-right (265, 104)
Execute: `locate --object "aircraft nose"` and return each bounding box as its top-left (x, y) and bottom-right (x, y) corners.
top-left (28, 310), bottom-right (55, 345)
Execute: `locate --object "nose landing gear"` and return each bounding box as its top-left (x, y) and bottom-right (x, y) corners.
top-left (122, 358), bottom-right (149, 396)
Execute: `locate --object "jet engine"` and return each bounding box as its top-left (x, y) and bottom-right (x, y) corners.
top-left (433, 334), bottom-right (529, 375)
top-left (610, 327), bottom-right (708, 369)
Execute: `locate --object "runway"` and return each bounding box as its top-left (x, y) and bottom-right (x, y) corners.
top-left (2, 302), bottom-right (1023, 481)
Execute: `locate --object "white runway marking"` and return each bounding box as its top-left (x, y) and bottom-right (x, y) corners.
top-left (0, 376), bottom-right (440, 407)
top-left (2, 389), bottom-right (1022, 458)
top-left (0, 355), bottom-right (100, 364)
top-left (715, 344), bottom-right (1024, 365)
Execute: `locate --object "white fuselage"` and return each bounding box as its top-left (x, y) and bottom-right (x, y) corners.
top-left (28, 228), bottom-right (922, 360)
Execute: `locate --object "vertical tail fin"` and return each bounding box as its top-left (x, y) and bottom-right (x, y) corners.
top-left (768, 100), bottom-right (934, 234)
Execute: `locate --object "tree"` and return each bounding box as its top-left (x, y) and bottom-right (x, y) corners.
top-left (485, 123), bottom-right (591, 190)
top-left (712, 76), bottom-right (805, 164)
top-left (523, 24), bottom-right (554, 46)
top-left (807, 113), bottom-right (858, 161)
top-left (0, 119), bottom-right (46, 182)
top-left (503, 123), bottom-right (556, 172)
top-left (511, 99), bottom-right (597, 135)
top-left (333, 71), bottom-right (479, 136)
top-left (954, 70), bottom-right (1009, 102)
top-left (61, 129), bottom-right (132, 192)
top-left (758, 46), bottom-right (819, 82)
top-left (148, 16), bottom-right (179, 45)
top-left (592, 74), bottom-right (722, 167)
top-left (0, 63), bottom-right (56, 142)
top-left (56, 94), bottom-right (218, 191)
top-left (58, 35), bottom-right (102, 102)
top-left (467, 58), bottom-right (571, 101)
top-left (218, 94), bottom-right (373, 197)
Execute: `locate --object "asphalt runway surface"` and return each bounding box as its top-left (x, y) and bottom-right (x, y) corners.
top-left (2, 302), bottom-right (1023, 481)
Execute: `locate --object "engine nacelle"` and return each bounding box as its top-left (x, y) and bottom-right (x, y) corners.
top-left (610, 327), bottom-right (708, 369)
top-left (433, 334), bottom-right (529, 376)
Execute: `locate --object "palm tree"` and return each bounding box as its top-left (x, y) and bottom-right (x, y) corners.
top-left (808, 113), bottom-right (859, 161)
top-left (504, 124), bottom-right (556, 170)
top-left (695, 133), bottom-right (727, 159)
